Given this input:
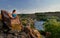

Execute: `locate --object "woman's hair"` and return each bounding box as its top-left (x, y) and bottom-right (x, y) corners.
top-left (12, 9), bottom-right (16, 13)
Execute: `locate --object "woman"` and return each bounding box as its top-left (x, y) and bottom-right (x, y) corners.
top-left (12, 10), bottom-right (17, 18)
top-left (8, 9), bottom-right (17, 19)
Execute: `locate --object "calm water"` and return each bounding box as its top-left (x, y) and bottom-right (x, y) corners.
top-left (34, 21), bottom-right (45, 30)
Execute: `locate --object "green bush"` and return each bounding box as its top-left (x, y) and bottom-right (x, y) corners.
top-left (44, 19), bottom-right (60, 38)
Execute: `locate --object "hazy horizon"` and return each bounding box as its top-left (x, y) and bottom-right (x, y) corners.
top-left (0, 0), bottom-right (60, 14)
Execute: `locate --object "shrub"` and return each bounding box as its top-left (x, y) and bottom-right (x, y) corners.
top-left (44, 19), bottom-right (60, 38)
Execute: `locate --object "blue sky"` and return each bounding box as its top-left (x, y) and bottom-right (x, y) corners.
top-left (0, 0), bottom-right (60, 14)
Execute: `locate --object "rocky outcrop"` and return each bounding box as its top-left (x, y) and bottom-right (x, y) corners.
top-left (0, 10), bottom-right (41, 38)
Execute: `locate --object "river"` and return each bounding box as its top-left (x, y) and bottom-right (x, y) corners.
top-left (34, 21), bottom-right (45, 30)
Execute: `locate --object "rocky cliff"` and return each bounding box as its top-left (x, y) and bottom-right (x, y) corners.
top-left (0, 10), bottom-right (41, 38)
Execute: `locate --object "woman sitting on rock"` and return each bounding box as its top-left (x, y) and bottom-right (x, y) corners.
top-left (9, 9), bottom-right (17, 19)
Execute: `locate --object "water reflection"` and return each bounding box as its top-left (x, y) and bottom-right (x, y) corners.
top-left (34, 21), bottom-right (45, 30)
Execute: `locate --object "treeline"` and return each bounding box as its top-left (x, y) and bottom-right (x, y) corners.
top-left (35, 12), bottom-right (60, 21)
top-left (17, 12), bottom-right (60, 21)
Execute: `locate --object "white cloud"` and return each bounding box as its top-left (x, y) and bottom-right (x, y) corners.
top-left (1, 4), bottom-right (60, 14)
top-left (0, 8), bottom-right (38, 14)
top-left (39, 4), bottom-right (60, 12)
top-left (11, 9), bottom-right (37, 14)
top-left (18, 4), bottom-right (60, 14)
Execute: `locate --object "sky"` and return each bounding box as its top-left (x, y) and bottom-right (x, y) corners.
top-left (0, 0), bottom-right (60, 14)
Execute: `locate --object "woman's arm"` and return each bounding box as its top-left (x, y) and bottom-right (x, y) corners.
top-left (8, 13), bottom-right (13, 19)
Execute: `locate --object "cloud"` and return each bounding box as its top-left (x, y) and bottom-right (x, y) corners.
top-left (16, 9), bottom-right (37, 14)
top-left (1, 4), bottom-right (60, 14)
top-left (38, 4), bottom-right (60, 12)
top-left (0, 9), bottom-right (36, 14)
top-left (17, 4), bottom-right (60, 14)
